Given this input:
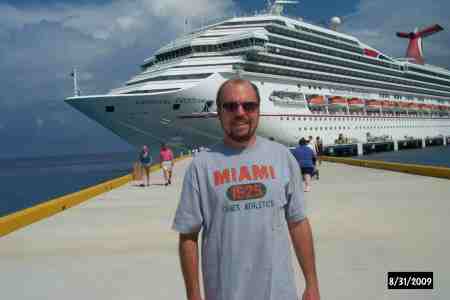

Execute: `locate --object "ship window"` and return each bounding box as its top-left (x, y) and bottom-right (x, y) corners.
top-left (105, 106), bottom-right (115, 112)
top-left (173, 103), bottom-right (181, 110)
top-left (127, 73), bottom-right (212, 85)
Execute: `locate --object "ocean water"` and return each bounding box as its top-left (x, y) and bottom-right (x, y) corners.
top-left (0, 151), bottom-right (140, 217)
top-left (1, 146), bottom-right (449, 218)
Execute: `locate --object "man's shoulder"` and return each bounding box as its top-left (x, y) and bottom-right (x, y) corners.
top-left (256, 138), bottom-right (297, 165)
top-left (191, 145), bottom-right (221, 164)
top-left (258, 137), bottom-right (290, 152)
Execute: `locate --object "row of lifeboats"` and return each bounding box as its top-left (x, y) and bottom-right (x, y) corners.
top-left (307, 95), bottom-right (450, 113)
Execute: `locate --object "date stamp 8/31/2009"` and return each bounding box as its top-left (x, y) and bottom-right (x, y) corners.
top-left (387, 272), bottom-right (433, 289)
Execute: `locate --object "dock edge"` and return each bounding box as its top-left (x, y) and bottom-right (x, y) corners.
top-left (322, 156), bottom-right (450, 179)
top-left (0, 156), bottom-right (189, 238)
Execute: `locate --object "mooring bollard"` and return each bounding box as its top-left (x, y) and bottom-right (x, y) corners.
top-left (357, 143), bottom-right (363, 156)
top-left (394, 140), bottom-right (399, 151)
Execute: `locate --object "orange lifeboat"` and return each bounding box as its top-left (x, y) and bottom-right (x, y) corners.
top-left (307, 95), bottom-right (326, 107)
top-left (430, 104), bottom-right (440, 113)
top-left (348, 98), bottom-right (365, 110)
top-left (366, 99), bottom-right (382, 111)
top-left (418, 103), bottom-right (430, 113)
top-left (381, 100), bottom-right (395, 112)
top-left (328, 96), bottom-right (347, 110)
top-left (438, 105), bottom-right (448, 113)
top-left (398, 102), bottom-right (409, 111)
top-left (391, 101), bottom-right (401, 111)
top-left (407, 102), bottom-right (419, 112)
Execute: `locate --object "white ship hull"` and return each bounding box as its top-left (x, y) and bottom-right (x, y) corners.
top-left (65, 5), bottom-right (450, 150)
top-left (66, 72), bottom-right (450, 150)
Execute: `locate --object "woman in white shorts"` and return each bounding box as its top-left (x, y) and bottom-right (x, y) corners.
top-left (159, 143), bottom-right (174, 186)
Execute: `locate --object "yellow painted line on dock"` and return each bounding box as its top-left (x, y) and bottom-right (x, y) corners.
top-left (321, 156), bottom-right (450, 179)
top-left (0, 155), bottom-right (190, 238)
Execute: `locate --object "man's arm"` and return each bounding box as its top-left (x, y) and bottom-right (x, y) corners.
top-left (179, 232), bottom-right (203, 300)
top-left (288, 218), bottom-right (320, 300)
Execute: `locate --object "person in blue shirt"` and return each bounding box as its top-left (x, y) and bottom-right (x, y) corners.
top-left (139, 145), bottom-right (152, 186)
top-left (291, 138), bottom-right (316, 192)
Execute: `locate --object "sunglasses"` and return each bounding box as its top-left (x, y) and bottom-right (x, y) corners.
top-left (221, 101), bottom-right (259, 113)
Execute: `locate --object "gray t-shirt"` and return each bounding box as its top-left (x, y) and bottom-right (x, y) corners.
top-left (172, 137), bottom-right (306, 300)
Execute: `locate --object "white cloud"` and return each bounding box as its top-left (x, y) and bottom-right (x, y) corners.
top-left (0, 0), bottom-right (235, 156)
top-left (342, 0), bottom-right (450, 68)
top-left (0, 0), bottom-right (234, 101)
top-left (0, 0), bottom-right (234, 43)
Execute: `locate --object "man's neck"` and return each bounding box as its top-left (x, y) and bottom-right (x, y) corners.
top-left (223, 135), bottom-right (257, 150)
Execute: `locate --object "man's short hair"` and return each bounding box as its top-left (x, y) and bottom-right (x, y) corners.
top-left (299, 138), bottom-right (307, 145)
top-left (216, 79), bottom-right (261, 111)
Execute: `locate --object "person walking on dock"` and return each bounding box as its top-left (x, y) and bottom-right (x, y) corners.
top-left (315, 136), bottom-right (323, 166)
top-left (307, 135), bottom-right (319, 180)
top-left (292, 138), bottom-right (316, 192)
top-left (159, 143), bottom-right (174, 186)
top-left (172, 79), bottom-right (320, 300)
top-left (139, 145), bottom-right (152, 187)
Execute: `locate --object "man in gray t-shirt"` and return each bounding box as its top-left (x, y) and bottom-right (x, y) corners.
top-left (172, 79), bottom-right (320, 300)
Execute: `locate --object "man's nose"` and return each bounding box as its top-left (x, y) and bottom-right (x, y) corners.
top-left (235, 103), bottom-right (246, 115)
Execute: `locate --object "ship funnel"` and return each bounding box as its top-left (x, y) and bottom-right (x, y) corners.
top-left (396, 24), bottom-right (443, 64)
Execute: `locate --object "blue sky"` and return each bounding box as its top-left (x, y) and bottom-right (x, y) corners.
top-left (0, 0), bottom-right (449, 158)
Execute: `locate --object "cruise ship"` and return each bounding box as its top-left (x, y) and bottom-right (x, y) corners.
top-left (65, 0), bottom-right (450, 151)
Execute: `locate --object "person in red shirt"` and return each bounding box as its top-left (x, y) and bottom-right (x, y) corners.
top-left (160, 143), bottom-right (174, 186)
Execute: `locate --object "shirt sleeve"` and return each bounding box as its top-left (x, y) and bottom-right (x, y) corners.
top-left (284, 150), bottom-right (306, 223)
top-left (172, 161), bottom-right (203, 233)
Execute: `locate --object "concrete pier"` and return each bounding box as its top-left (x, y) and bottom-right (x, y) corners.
top-left (1, 158), bottom-right (449, 300)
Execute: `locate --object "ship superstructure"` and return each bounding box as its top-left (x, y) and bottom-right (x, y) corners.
top-left (66, 0), bottom-right (450, 150)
